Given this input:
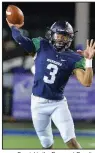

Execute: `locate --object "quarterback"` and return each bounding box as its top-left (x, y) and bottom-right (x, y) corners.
top-left (6, 19), bottom-right (95, 149)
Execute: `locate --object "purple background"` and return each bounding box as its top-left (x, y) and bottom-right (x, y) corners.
top-left (12, 74), bottom-right (95, 120)
top-left (64, 76), bottom-right (95, 120)
top-left (12, 74), bottom-right (34, 119)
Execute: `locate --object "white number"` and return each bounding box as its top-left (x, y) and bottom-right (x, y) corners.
top-left (43, 63), bottom-right (58, 84)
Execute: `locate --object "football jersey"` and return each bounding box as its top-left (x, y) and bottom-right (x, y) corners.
top-left (11, 26), bottom-right (85, 100)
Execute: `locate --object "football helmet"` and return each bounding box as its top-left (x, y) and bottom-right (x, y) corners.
top-left (45, 20), bottom-right (76, 50)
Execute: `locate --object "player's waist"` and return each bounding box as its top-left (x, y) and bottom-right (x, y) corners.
top-left (32, 80), bottom-right (65, 100)
top-left (31, 93), bottom-right (66, 103)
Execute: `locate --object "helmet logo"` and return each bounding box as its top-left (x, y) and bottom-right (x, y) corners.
top-left (56, 29), bottom-right (64, 32)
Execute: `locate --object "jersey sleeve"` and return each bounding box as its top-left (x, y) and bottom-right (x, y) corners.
top-left (32, 37), bottom-right (42, 51)
top-left (11, 26), bottom-right (41, 53)
top-left (73, 56), bottom-right (86, 70)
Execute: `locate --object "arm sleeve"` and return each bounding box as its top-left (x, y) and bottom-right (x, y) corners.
top-left (11, 26), bottom-right (41, 53)
top-left (73, 57), bottom-right (86, 70)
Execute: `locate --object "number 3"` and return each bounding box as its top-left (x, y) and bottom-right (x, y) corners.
top-left (43, 63), bottom-right (58, 84)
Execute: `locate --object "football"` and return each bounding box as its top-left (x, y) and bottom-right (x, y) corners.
top-left (6, 5), bottom-right (24, 24)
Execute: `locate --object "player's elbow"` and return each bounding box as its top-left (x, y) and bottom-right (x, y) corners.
top-left (81, 77), bottom-right (93, 87)
top-left (83, 84), bottom-right (91, 87)
top-left (82, 81), bottom-right (92, 87)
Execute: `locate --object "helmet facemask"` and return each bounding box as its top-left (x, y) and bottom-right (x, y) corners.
top-left (51, 32), bottom-right (74, 50)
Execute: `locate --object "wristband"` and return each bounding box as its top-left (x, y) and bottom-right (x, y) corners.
top-left (85, 58), bottom-right (92, 68)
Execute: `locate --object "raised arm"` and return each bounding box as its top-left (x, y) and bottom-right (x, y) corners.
top-left (73, 67), bottom-right (93, 87)
top-left (73, 39), bottom-right (95, 87)
top-left (6, 18), bottom-right (36, 55)
top-left (11, 26), bottom-right (35, 53)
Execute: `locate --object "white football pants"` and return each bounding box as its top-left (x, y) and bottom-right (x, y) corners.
top-left (31, 94), bottom-right (76, 148)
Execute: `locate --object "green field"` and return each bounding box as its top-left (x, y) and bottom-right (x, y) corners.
top-left (3, 135), bottom-right (95, 149)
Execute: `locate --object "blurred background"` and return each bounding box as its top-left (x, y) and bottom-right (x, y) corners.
top-left (2, 2), bottom-right (95, 149)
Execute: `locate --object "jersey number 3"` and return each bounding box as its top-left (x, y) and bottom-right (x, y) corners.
top-left (43, 63), bottom-right (58, 84)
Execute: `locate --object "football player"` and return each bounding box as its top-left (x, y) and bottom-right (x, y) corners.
top-left (6, 19), bottom-right (95, 149)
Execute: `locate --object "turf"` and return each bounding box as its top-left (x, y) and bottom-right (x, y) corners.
top-left (3, 135), bottom-right (95, 149)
